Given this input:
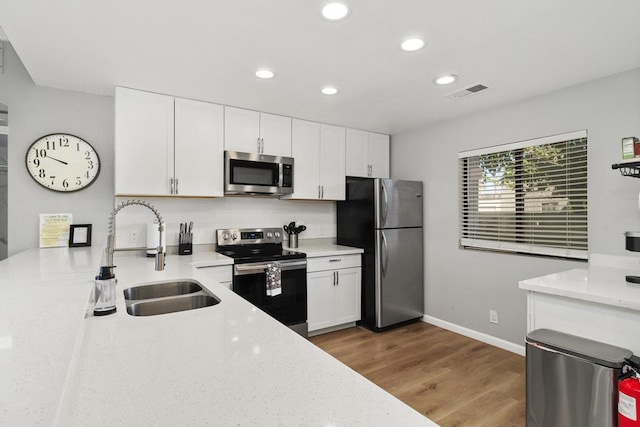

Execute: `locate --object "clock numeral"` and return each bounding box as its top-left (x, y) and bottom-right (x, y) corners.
top-left (59, 137), bottom-right (69, 148)
top-left (33, 159), bottom-right (40, 167)
top-left (76, 143), bottom-right (80, 151)
top-left (85, 171), bottom-right (90, 179)
top-left (34, 148), bottom-right (47, 158)
top-left (87, 160), bottom-right (94, 169)
top-left (62, 179), bottom-right (69, 189)
top-left (50, 176), bottom-right (56, 186)
top-left (84, 151), bottom-right (91, 160)
top-left (75, 177), bottom-right (82, 186)
top-left (46, 141), bottom-right (56, 151)
top-left (38, 169), bottom-right (45, 178)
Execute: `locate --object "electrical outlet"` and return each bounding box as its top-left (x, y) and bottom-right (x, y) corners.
top-left (489, 310), bottom-right (499, 324)
top-left (129, 229), bottom-right (139, 244)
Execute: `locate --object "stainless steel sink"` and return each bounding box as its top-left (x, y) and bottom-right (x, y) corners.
top-left (126, 294), bottom-right (220, 316)
top-left (123, 281), bottom-right (202, 300)
top-left (122, 280), bottom-right (220, 317)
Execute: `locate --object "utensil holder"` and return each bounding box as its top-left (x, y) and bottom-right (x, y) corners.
top-left (288, 233), bottom-right (298, 248)
top-left (178, 242), bottom-right (193, 255)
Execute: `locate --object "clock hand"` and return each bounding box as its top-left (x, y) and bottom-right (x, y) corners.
top-left (46, 155), bottom-right (68, 165)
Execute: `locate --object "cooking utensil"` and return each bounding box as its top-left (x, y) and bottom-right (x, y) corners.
top-left (295, 225), bottom-right (306, 234)
top-left (283, 225), bottom-right (290, 234)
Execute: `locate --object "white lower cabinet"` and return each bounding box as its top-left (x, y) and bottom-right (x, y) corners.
top-left (307, 254), bottom-right (361, 333)
top-left (198, 265), bottom-right (232, 289)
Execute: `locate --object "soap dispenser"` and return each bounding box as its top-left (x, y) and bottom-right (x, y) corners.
top-left (94, 266), bottom-right (117, 316)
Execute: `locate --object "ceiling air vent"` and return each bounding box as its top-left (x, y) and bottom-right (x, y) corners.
top-left (446, 83), bottom-right (489, 100)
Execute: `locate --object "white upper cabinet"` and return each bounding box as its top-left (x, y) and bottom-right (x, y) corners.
top-left (174, 98), bottom-right (224, 197)
top-left (319, 124), bottom-right (346, 200)
top-left (345, 128), bottom-right (390, 178)
top-left (289, 119), bottom-right (345, 200)
top-left (224, 106), bottom-right (291, 157)
top-left (115, 87), bottom-right (224, 197)
top-left (290, 119), bottom-right (321, 199)
top-left (115, 88), bottom-right (174, 196)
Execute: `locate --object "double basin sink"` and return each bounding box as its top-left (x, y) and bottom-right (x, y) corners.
top-left (123, 280), bottom-right (220, 316)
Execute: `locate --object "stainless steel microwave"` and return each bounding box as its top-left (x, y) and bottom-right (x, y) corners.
top-left (224, 151), bottom-right (294, 196)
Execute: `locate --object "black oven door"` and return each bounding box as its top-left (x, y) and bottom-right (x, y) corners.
top-left (233, 259), bottom-right (307, 327)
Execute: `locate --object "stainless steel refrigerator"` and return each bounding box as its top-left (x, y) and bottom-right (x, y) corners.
top-left (337, 178), bottom-right (424, 331)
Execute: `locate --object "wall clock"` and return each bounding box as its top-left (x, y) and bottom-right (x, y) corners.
top-left (25, 133), bottom-right (100, 192)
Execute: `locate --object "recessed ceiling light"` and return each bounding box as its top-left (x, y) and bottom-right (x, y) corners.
top-left (322, 2), bottom-right (350, 21)
top-left (434, 74), bottom-right (458, 85)
top-left (255, 69), bottom-right (275, 79)
top-left (400, 37), bottom-right (425, 52)
top-left (321, 86), bottom-right (339, 95)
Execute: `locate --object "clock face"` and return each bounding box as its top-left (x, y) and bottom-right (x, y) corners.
top-left (25, 133), bottom-right (100, 192)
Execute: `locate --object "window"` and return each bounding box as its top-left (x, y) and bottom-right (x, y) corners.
top-left (458, 130), bottom-right (588, 259)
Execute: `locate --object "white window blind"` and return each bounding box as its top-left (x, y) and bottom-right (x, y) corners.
top-left (458, 130), bottom-right (588, 260)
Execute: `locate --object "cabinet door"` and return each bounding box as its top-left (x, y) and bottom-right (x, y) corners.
top-left (260, 113), bottom-right (292, 157)
top-left (319, 124), bottom-right (346, 200)
top-left (369, 132), bottom-right (390, 179)
top-left (115, 87), bottom-right (174, 195)
top-left (345, 128), bottom-right (369, 177)
top-left (174, 98), bottom-right (224, 197)
top-left (307, 271), bottom-right (335, 332)
top-left (334, 267), bottom-right (361, 324)
top-left (290, 119), bottom-right (320, 199)
top-left (224, 106), bottom-right (260, 153)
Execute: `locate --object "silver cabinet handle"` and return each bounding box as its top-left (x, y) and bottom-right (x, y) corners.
top-left (175, 178), bottom-right (179, 195)
top-left (321, 185), bottom-right (324, 199)
top-left (329, 258), bottom-right (342, 262)
top-left (336, 271), bottom-right (339, 286)
top-left (261, 138), bottom-right (264, 153)
top-left (170, 177), bottom-right (174, 194)
top-left (318, 185), bottom-right (321, 199)
top-left (381, 231), bottom-right (388, 277)
top-left (257, 138), bottom-right (261, 153)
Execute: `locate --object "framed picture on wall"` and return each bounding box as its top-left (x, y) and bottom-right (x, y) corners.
top-left (69, 224), bottom-right (92, 247)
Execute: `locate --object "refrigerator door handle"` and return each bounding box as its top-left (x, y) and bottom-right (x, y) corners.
top-left (381, 181), bottom-right (389, 227)
top-left (381, 231), bottom-right (388, 277)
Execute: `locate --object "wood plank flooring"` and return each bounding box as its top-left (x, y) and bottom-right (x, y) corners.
top-left (309, 322), bottom-right (525, 427)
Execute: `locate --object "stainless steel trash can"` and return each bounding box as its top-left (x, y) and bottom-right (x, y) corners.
top-left (526, 329), bottom-right (632, 427)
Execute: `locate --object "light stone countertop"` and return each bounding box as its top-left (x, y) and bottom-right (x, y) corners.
top-left (0, 246), bottom-right (436, 427)
top-left (286, 238), bottom-right (364, 257)
top-left (519, 254), bottom-right (640, 311)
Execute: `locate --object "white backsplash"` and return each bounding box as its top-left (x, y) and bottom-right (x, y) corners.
top-left (112, 196), bottom-right (336, 249)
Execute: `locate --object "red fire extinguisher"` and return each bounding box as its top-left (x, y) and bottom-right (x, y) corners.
top-left (620, 368), bottom-right (640, 427)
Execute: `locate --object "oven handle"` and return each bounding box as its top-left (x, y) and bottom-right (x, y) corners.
top-left (234, 260), bottom-right (307, 276)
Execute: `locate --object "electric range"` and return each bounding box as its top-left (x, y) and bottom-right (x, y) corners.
top-left (216, 227), bottom-right (308, 337)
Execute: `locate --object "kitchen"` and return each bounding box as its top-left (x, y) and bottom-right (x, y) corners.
top-left (1, 1), bottom-right (640, 426)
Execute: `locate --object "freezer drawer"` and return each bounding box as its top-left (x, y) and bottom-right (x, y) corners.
top-left (526, 329), bottom-right (631, 427)
top-left (375, 228), bottom-right (424, 328)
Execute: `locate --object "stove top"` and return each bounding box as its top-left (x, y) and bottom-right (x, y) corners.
top-left (215, 227), bottom-right (306, 264)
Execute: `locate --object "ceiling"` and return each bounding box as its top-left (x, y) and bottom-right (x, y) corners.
top-left (1, 0), bottom-right (639, 134)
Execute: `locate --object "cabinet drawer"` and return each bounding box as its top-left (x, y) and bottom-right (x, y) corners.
top-left (199, 265), bottom-right (233, 283)
top-left (307, 254), bottom-right (361, 273)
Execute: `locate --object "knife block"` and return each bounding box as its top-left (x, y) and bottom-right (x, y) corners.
top-left (178, 242), bottom-right (192, 255)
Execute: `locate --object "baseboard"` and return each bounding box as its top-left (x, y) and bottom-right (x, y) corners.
top-left (422, 315), bottom-right (526, 356)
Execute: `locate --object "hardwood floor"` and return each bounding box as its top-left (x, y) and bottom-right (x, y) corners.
top-left (309, 322), bottom-right (526, 427)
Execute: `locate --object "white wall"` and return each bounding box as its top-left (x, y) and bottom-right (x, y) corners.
top-left (0, 43), bottom-right (335, 255)
top-left (0, 43), bottom-right (114, 256)
top-left (391, 67), bottom-right (640, 345)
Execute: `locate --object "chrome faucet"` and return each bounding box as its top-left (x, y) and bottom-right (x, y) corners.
top-left (105, 199), bottom-right (165, 271)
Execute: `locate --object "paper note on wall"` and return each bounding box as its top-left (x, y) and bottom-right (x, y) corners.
top-left (39, 213), bottom-right (73, 248)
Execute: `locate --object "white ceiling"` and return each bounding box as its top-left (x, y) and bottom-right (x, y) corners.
top-left (1, 0), bottom-right (639, 134)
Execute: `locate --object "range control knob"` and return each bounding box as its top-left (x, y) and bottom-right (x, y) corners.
top-left (266, 232), bottom-right (273, 238)
top-left (222, 232), bottom-right (230, 241)
top-left (274, 231), bottom-right (281, 238)
top-left (231, 233), bottom-right (238, 241)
